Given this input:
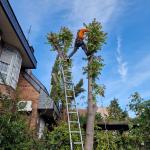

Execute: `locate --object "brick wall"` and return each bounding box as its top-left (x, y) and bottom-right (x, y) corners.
top-left (17, 73), bottom-right (40, 131)
top-left (0, 84), bottom-right (15, 98)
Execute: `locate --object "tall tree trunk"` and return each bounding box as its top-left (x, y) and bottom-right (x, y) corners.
top-left (85, 57), bottom-right (97, 150)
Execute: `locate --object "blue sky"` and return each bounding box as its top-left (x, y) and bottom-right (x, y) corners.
top-left (10, 0), bottom-right (150, 111)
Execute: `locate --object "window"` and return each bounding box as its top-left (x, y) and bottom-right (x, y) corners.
top-left (0, 72), bottom-right (7, 82)
top-left (0, 48), bottom-right (22, 89)
top-left (0, 61), bottom-right (9, 83)
top-left (0, 61), bottom-right (9, 72)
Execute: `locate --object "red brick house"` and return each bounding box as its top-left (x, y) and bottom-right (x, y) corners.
top-left (0, 0), bottom-right (59, 138)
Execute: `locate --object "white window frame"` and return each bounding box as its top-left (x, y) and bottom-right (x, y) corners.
top-left (0, 60), bottom-right (9, 82)
top-left (0, 47), bottom-right (22, 89)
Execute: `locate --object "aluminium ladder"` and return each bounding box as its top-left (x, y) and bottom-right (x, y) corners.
top-left (59, 57), bottom-right (84, 150)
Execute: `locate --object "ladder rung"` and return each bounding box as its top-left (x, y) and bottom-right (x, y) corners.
top-left (63, 65), bottom-right (71, 68)
top-left (67, 103), bottom-right (71, 105)
top-left (64, 81), bottom-right (73, 84)
top-left (63, 64), bottom-right (69, 66)
top-left (68, 111), bottom-right (77, 114)
top-left (64, 67), bottom-right (71, 70)
top-left (67, 103), bottom-right (76, 106)
top-left (73, 142), bottom-right (83, 145)
top-left (70, 131), bottom-right (80, 133)
top-left (67, 95), bottom-right (73, 98)
top-left (65, 75), bottom-right (72, 78)
top-left (66, 89), bottom-right (73, 91)
top-left (64, 70), bottom-right (71, 73)
top-left (69, 121), bottom-right (79, 123)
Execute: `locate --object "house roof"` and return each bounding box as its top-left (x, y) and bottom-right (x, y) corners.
top-left (23, 70), bottom-right (49, 95)
top-left (0, 0), bottom-right (37, 68)
top-left (79, 108), bottom-right (129, 131)
top-left (39, 89), bottom-right (53, 109)
top-left (23, 71), bottom-right (60, 116)
top-left (97, 107), bottom-right (108, 117)
top-left (98, 121), bottom-right (129, 131)
top-left (78, 107), bottom-right (108, 117)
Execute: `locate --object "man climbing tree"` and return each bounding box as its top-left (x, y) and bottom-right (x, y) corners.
top-left (68, 28), bottom-right (89, 58)
top-left (47, 19), bottom-right (107, 150)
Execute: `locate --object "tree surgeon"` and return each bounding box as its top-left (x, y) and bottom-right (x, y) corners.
top-left (68, 28), bottom-right (90, 58)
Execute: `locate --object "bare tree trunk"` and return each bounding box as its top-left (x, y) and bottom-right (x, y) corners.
top-left (85, 57), bottom-right (97, 150)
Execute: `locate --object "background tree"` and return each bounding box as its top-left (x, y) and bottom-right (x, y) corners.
top-left (128, 92), bottom-right (150, 149)
top-left (93, 98), bottom-right (129, 150)
top-left (108, 98), bottom-right (128, 121)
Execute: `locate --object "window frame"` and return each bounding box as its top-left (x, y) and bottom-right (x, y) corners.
top-left (0, 60), bottom-right (9, 83)
top-left (0, 47), bottom-right (22, 89)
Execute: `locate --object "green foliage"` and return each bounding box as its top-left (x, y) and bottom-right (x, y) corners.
top-left (50, 57), bottom-right (85, 106)
top-left (108, 98), bottom-right (128, 121)
top-left (41, 122), bottom-right (70, 150)
top-left (95, 112), bottom-right (103, 123)
top-left (40, 122), bottom-right (83, 150)
top-left (50, 58), bottom-right (65, 103)
top-left (48, 26), bottom-right (84, 106)
top-left (84, 18), bottom-right (107, 54)
top-left (59, 27), bottom-right (73, 52)
top-left (95, 130), bottom-right (119, 150)
top-left (0, 93), bottom-right (37, 150)
top-left (83, 19), bottom-right (107, 79)
top-left (79, 112), bottom-right (103, 128)
top-left (47, 27), bottom-right (73, 53)
top-left (82, 19), bottom-right (107, 107)
top-left (83, 56), bottom-right (104, 79)
top-left (95, 93), bottom-right (150, 150)
top-left (93, 83), bottom-right (105, 102)
top-left (83, 19), bottom-right (107, 149)
top-left (128, 92), bottom-right (150, 149)
top-left (74, 79), bottom-right (85, 97)
top-left (129, 92), bottom-right (144, 114)
top-left (42, 92), bottom-right (149, 150)
top-left (41, 92), bottom-right (150, 150)
top-left (79, 115), bottom-right (87, 127)
top-left (0, 114), bottom-right (32, 150)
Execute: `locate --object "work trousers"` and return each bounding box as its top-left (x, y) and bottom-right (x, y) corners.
top-left (69, 39), bottom-right (88, 58)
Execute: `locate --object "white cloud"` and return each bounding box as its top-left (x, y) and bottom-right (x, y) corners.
top-left (116, 36), bottom-right (128, 80)
top-left (11, 0), bottom-right (125, 36)
top-left (103, 53), bottom-right (150, 107)
top-left (10, 0), bottom-right (129, 103)
top-left (69, 0), bottom-right (121, 28)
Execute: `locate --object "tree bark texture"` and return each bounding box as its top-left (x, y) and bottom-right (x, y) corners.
top-left (85, 57), bottom-right (97, 150)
